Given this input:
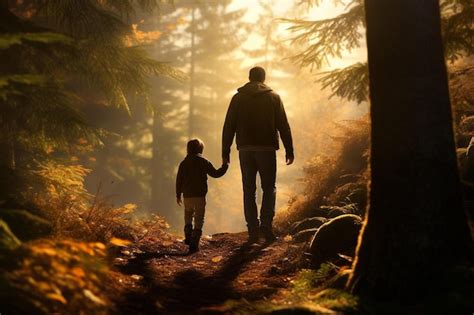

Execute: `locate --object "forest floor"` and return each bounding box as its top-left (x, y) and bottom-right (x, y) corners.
top-left (107, 232), bottom-right (305, 315)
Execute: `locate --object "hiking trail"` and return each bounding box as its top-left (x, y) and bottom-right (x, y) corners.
top-left (109, 232), bottom-right (304, 314)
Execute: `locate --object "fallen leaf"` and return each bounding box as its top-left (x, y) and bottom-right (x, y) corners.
top-left (83, 289), bottom-right (106, 305)
top-left (71, 267), bottom-right (85, 278)
top-left (130, 274), bottom-right (143, 281)
top-left (93, 242), bottom-right (106, 250)
top-left (211, 256), bottom-right (223, 263)
top-left (161, 241), bottom-right (173, 247)
top-left (109, 237), bottom-right (132, 247)
top-left (46, 293), bottom-right (67, 304)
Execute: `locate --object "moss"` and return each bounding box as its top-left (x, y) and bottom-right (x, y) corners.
top-left (292, 265), bottom-right (337, 294)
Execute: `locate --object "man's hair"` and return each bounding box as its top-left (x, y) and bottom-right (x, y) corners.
top-left (249, 66), bottom-right (266, 82)
top-left (187, 138), bottom-right (204, 155)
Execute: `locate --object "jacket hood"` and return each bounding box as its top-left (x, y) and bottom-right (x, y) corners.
top-left (237, 82), bottom-right (272, 96)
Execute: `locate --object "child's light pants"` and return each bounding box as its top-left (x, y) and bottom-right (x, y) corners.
top-left (183, 197), bottom-right (206, 230)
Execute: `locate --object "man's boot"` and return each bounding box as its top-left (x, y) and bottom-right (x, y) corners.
top-left (260, 226), bottom-right (276, 244)
top-left (189, 229), bottom-right (202, 253)
top-left (184, 224), bottom-right (193, 245)
top-left (246, 227), bottom-right (260, 244)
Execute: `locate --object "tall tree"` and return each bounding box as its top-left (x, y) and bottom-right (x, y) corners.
top-left (347, 0), bottom-right (472, 300)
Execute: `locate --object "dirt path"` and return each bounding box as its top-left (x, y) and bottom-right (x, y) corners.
top-left (108, 232), bottom-right (304, 314)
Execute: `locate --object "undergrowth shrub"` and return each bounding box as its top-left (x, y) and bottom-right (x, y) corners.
top-left (0, 160), bottom-right (171, 314)
top-left (275, 118), bottom-right (369, 232)
top-left (24, 160), bottom-right (169, 243)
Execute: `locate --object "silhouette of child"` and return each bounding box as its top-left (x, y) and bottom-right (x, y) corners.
top-left (176, 138), bottom-right (228, 252)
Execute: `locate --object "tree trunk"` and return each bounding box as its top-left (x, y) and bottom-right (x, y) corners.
top-left (348, 0), bottom-right (473, 300)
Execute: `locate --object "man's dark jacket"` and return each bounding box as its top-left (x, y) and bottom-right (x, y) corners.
top-left (176, 154), bottom-right (228, 198)
top-left (222, 81), bottom-right (293, 160)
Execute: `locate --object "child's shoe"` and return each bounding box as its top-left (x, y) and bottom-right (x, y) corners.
top-left (184, 224), bottom-right (193, 245)
top-left (189, 229), bottom-right (202, 253)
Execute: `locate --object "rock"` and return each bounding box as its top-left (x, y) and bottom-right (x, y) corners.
top-left (292, 228), bottom-right (319, 243)
top-left (0, 219), bottom-right (21, 251)
top-left (289, 217), bottom-right (327, 235)
top-left (309, 214), bottom-right (363, 265)
top-left (0, 209), bottom-right (52, 241)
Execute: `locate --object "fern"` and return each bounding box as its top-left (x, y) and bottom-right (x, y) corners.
top-left (318, 62), bottom-right (369, 104)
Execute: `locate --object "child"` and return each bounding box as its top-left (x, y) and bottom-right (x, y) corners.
top-left (176, 138), bottom-right (228, 253)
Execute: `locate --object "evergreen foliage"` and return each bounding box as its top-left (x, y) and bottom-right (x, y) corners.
top-left (0, 2), bottom-right (180, 205)
top-left (287, 0), bottom-right (473, 104)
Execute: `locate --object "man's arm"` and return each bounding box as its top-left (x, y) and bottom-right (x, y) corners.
top-left (222, 95), bottom-right (238, 163)
top-left (275, 95), bottom-right (294, 164)
top-left (206, 161), bottom-right (229, 178)
top-left (176, 162), bottom-right (185, 200)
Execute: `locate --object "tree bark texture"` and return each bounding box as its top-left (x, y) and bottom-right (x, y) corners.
top-left (348, 0), bottom-right (473, 299)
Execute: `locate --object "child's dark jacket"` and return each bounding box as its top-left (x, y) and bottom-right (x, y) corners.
top-left (176, 154), bottom-right (228, 198)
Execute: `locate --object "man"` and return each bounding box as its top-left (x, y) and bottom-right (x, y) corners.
top-left (222, 66), bottom-right (294, 243)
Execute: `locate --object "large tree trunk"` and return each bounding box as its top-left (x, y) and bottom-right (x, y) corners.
top-left (348, 0), bottom-right (473, 299)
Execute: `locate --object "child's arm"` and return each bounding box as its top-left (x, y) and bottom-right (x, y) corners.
top-left (176, 162), bottom-right (184, 205)
top-left (206, 161), bottom-right (229, 178)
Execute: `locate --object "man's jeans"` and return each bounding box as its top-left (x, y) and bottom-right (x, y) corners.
top-left (239, 150), bottom-right (276, 231)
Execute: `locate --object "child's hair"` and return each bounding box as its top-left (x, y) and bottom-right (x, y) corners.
top-left (187, 138), bottom-right (204, 155)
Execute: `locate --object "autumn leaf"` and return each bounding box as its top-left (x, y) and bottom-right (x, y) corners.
top-left (162, 241), bottom-right (173, 247)
top-left (109, 237), bottom-right (132, 247)
top-left (71, 267), bottom-right (85, 278)
top-left (93, 242), bottom-right (106, 250)
top-left (46, 293), bottom-right (67, 304)
top-left (83, 289), bottom-right (106, 305)
top-left (211, 256), bottom-right (223, 263)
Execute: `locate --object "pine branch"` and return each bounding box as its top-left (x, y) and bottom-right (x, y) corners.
top-left (318, 62), bottom-right (369, 104)
top-left (37, 0), bottom-right (130, 41)
top-left (282, 0), bottom-right (364, 70)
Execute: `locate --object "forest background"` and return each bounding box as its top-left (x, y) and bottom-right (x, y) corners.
top-left (57, 0), bottom-right (369, 234)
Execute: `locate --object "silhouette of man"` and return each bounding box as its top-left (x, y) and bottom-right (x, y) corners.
top-left (222, 66), bottom-right (294, 243)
